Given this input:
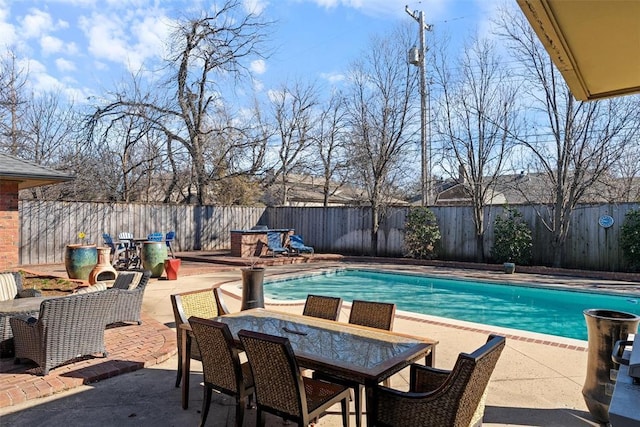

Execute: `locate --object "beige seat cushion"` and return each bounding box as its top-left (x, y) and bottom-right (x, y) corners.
top-left (0, 273), bottom-right (18, 302)
top-left (74, 283), bottom-right (109, 294)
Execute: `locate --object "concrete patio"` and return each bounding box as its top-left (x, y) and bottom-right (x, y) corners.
top-left (2, 256), bottom-right (636, 426)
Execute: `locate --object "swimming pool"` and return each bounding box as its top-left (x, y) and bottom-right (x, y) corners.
top-left (263, 269), bottom-right (640, 340)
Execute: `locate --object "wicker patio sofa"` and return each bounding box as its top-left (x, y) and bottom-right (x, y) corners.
top-left (10, 290), bottom-right (117, 375)
top-left (0, 272), bottom-right (42, 357)
top-left (75, 270), bottom-right (151, 325)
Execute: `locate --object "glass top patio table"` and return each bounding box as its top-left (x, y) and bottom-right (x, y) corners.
top-left (212, 308), bottom-right (437, 385)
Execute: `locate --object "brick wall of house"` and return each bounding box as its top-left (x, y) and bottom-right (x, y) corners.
top-left (0, 181), bottom-right (19, 269)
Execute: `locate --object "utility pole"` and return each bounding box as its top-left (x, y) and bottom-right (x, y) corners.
top-left (405, 5), bottom-right (432, 206)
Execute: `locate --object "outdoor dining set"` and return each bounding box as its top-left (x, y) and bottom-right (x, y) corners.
top-left (102, 231), bottom-right (176, 270)
top-left (171, 287), bottom-right (506, 427)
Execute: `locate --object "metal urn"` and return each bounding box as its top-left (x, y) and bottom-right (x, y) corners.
top-left (582, 309), bottom-right (640, 423)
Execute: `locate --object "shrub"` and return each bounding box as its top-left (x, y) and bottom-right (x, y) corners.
top-left (620, 209), bottom-right (640, 271)
top-left (491, 206), bottom-right (532, 265)
top-left (404, 207), bottom-right (441, 259)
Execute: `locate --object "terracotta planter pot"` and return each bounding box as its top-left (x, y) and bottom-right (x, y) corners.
top-left (164, 258), bottom-right (181, 280)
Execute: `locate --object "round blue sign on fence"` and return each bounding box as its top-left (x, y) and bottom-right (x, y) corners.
top-left (598, 215), bottom-right (614, 228)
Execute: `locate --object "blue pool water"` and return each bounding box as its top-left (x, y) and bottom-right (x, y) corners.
top-left (263, 269), bottom-right (640, 340)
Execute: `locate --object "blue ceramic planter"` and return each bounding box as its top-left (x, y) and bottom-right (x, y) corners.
top-left (64, 244), bottom-right (98, 280)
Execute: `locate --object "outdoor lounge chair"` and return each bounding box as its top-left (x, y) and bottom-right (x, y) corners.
top-left (188, 317), bottom-right (255, 427)
top-left (289, 234), bottom-right (314, 254)
top-left (10, 290), bottom-right (118, 375)
top-left (238, 329), bottom-right (351, 427)
top-left (266, 231), bottom-right (289, 257)
top-left (368, 334), bottom-right (506, 427)
top-left (171, 287), bottom-right (230, 409)
top-left (76, 270), bottom-right (150, 325)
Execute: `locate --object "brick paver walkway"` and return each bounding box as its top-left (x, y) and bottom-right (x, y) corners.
top-left (0, 313), bottom-right (175, 408)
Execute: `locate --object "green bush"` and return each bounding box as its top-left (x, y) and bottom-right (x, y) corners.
top-left (404, 207), bottom-right (441, 259)
top-left (491, 206), bottom-right (532, 265)
top-left (620, 209), bottom-right (640, 271)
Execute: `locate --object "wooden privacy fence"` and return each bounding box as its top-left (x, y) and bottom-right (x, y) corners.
top-left (19, 201), bottom-right (267, 265)
top-left (18, 200), bottom-right (640, 271)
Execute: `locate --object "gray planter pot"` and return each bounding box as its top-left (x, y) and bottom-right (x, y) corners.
top-left (240, 267), bottom-right (265, 311)
top-left (503, 262), bottom-right (516, 274)
top-left (582, 309), bottom-right (640, 423)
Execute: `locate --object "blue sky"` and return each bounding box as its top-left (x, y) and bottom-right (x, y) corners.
top-left (0, 0), bottom-right (498, 102)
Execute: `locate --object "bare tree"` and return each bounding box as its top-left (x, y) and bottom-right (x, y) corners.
top-left (313, 90), bottom-right (350, 206)
top-left (432, 36), bottom-right (519, 262)
top-left (496, 7), bottom-right (640, 267)
top-left (264, 80), bottom-right (319, 205)
top-left (21, 91), bottom-right (81, 199)
top-left (345, 25), bottom-right (419, 255)
top-left (0, 50), bottom-right (28, 156)
top-left (88, 0), bottom-right (270, 205)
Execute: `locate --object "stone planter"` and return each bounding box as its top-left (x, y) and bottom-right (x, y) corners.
top-left (241, 267), bottom-right (265, 311)
top-left (503, 262), bottom-right (516, 274)
top-left (64, 244), bottom-right (98, 280)
top-left (582, 309), bottom-right (640, 423)
top-left (141, 241), bottom-right (168, 278)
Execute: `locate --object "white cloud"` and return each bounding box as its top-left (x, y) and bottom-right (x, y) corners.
top-left (266, 88), bottom-right (283, 103)
top-left (0, 22), bottom-right (17, 48)
top-left (20, 9), bottom-right (53, 39)
top-left (56, 19), bottom-right (70, 30)
top-left (40, 35), bottom-right (64, 55)
top-left (79, 13), bottom-right (138, 68)
top-left (252, 78), bottom-right (264, 92)
top-left (320, 71), bottom-right (345, 84)
top-left (250, 59), bottom-right (267, 74)
top-left (0, 1), bottom-right (17, 47)
top-left (79, 8), bottom-right (172, 74)
top-left (301, 0), bottom-right (454, 20)
top-left (19, 58), bottom-right (63, 93)
top-left (244, 0), bottom-right (268, 15)
top-left (55, 57), bottom-right (76, 72)
top-left (130, 14), bottom-right (173, 61)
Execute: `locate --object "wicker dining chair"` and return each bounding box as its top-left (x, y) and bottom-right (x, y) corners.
top-left (302, 294), bottom-right (343, 321)
top-left (188, 317), bottom-right (255, 427)
top-left (238, 329), bottom-right (351, 427)
top-left (170, 287), bottom-right (230, 407)
top-left (314, 300), bottom-right (397, 427)
top-left (368, 334), bottom-right (506, 427)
